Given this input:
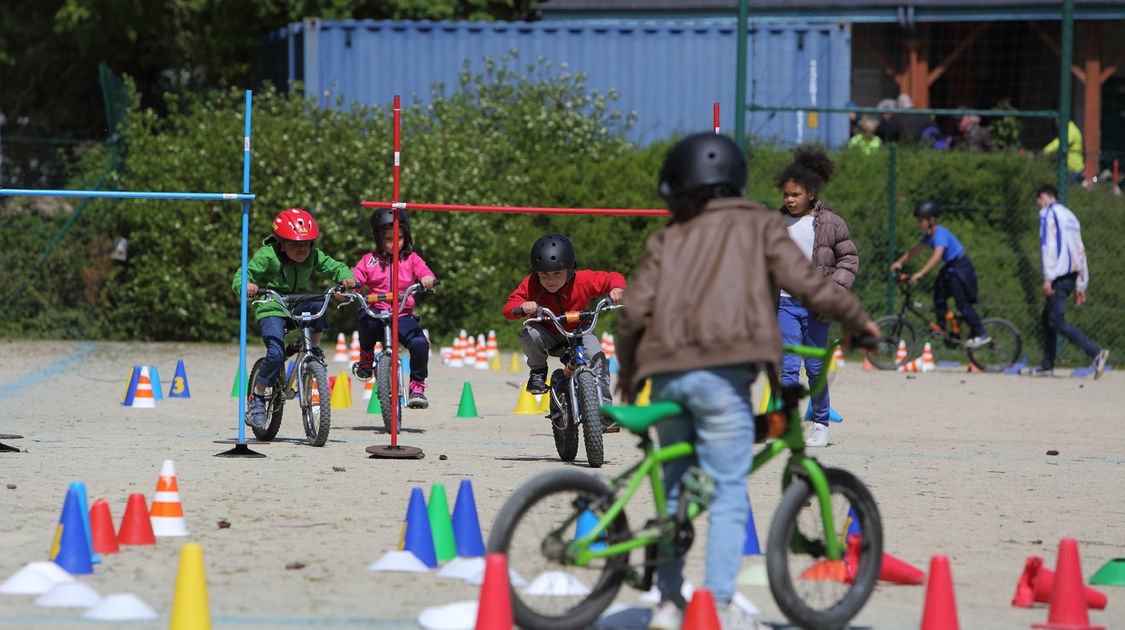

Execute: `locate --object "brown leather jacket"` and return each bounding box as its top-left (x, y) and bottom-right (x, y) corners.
top-left (616, 197), bottom-right (871, 395)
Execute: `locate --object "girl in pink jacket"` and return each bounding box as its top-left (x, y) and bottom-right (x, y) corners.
top-left (352, 208), bottom-right (436, 408)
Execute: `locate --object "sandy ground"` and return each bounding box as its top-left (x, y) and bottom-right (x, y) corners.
top-left (0, 338), bottom-right (1122, 630)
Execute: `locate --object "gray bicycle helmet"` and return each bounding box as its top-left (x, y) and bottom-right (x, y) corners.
top-left (530, 233), bottom-right (576, 273)
top-left (658, 132), bottom-right (748, 200)
top-left (914, 199), bottom-right (941, 219)
top-left (369, 207), bottom-right (413, 254)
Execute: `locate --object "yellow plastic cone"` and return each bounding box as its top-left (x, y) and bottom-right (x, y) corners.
top-left (342, 372), bottom-right (352, 407)
top-left (512, 386), bottom-right (539, 414)
top-left (508, 352), bottom-right (522, 372)
top-left (330, 374), bottom-right (349, 409)
top-left (168, 543), bottom-right (211, 630)
top-left (757, 378), bottom-right (772, 414)
top-left (636, 380), bottom-right (652, 406)
top-left (489, 353), bottom-right (502, 371)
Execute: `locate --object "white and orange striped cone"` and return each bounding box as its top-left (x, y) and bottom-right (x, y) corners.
top-left (605, 334), bottom-right (618, 374)
top-left (899, 357), bottom-right (923, 373)
top-left (131, 366), bottom-right (156, 408)
top-left (486, 330), bottom-right (498, 358)
top-left (463, 334), bottom-right (478, 367)
top-left (448, 336), bottom-right (464, 368)
top-left (149, 459), bottom-right (188, 536)
top-left (333, 332), bottom-right (348, 362)
top-left (310, 379), bottom-right (321, 405)
top-left (833, 345), bottom-right (846, 370)
top-left (475, 335), bottom-right (489, 370)
top-left (423, 328), bottom-right (432, 357)
top-left (601, 331), bottom-right (610, 353)
top-left (895, 340), bottom-right (908, 365)
top-left (374, 340), bottom-right (383, 355)
top-left (349, 331), bottom-right (361, 365)
top-left (921, 342), bottom-right (935, 372)
top-left (363, 378), bottom-right (374, 400)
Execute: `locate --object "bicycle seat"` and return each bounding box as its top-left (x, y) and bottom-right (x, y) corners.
top-left (599, 401), bottom-right (683, 433)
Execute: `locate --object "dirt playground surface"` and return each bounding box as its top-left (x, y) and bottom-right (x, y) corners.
top-left (0, 338), bottom-right (1122, 629)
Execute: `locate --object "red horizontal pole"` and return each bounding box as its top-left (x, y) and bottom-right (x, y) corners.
top-left (360, 200), bottom-right (669, 216)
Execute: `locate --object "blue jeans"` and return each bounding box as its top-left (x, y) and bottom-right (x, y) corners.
top-left (255, 299), bottom-right (328, 388)
top-left (357, 312), bottom-right (429, 381)
top-left (778, 297), bottom-right (830, 425)
top-left (650, 364), bottom-right (758, 605)
top-left (1040, 273), bottom-right (1101, 369)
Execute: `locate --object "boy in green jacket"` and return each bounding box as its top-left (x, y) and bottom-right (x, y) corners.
top-left (232, 208), bottom-right (355, 428)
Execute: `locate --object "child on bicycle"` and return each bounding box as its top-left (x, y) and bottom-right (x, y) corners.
top-left (774, 146), bottom-right (857, 448)
top-left (503, 233), bottom-right (625, 401)
top-left (615, 133), bottom-right (878, 630)
top-left (233, 208), bottom-right (357, 428)
top-left (890, 199), bottom-right (989, 347)
top-left (351, 208), bottom-right (435, 408)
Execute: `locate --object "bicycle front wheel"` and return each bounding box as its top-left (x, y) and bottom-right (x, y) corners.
top-left (375, 353), bottom-right (399, 433)
top-left (576, 371), bottom-right (605, 468)
top-left (299, 360), bottom-right (332, 446)
top-left (766, 467), bottom-right (883, 630)
top-left (870, 315), bottom-right (915, 370)
top-left (550, 370), bottom-right (578, 462)
top-left (967, 317), bottom-right (1022, 372)
top-left (487, 469), bottom-right (629, 630)
top-left (247, 358), bottom-right (285, 441)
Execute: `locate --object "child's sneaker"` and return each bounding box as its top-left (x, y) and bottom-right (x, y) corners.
top-left (804, 421), bottom-right (830, 447)
top-left (407, 380), bottom-right (428, 409)
top-left (1093, 348), bottom-right (1110, 380)
top-left (964, 334), bottom-right (991, 348)
top-left (526, 369), bottom-right (549, 395)
top-left (647, 600), bottom-right (683, 630)
top-left (717, 601), bottom-right (766, 630)
top-left (246, 393), bottom-right (269, 429)
top-left (352, 350), bottom-right (375, 380)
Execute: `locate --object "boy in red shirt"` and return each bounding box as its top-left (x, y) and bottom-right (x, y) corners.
top-left (504, 233), bottom-right (626, 397)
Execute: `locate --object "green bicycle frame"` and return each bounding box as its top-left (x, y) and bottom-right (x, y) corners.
top-left (568, 343), bottom-right (844, 566)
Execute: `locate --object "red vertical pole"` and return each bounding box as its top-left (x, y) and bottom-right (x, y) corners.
top-left (713, 103), bottom-right (720, 133)
top-left (390, 96), bottom-right (401, 445)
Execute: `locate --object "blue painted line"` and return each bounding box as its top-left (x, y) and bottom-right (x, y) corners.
top-left (0, 342), bottom-right (97, 399)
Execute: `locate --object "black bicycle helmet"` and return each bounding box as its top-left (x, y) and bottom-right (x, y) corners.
top-left (370, 207), bottom-right (410, 237)
top-left (658, 132), bottom-right (748, 200)
top-left (530, 233), bottom-right (577, 273)
top-left (914, 199), bottom-right (941, 219)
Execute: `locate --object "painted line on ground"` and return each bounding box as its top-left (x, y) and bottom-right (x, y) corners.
top-left (0, 342), bottom-right (96, 399)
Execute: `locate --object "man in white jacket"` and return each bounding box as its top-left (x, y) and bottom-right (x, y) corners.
top-left (1030, 184), bottom-right (1110, 378)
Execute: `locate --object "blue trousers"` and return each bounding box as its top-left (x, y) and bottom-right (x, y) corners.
top-left (1040, 273), bottom-right (1101, 369)
top-left (778, 297), bottom-right (830, 425)
top-left (357, 312), bottom-right (429, 381)
top-left (934, 256), bottom-right (985, 338)
top-left (254, 299), bottom-right (328, 388)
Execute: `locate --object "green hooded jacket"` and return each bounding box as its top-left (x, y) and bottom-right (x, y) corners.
top-left (232, 238), bottom-right (353, 322)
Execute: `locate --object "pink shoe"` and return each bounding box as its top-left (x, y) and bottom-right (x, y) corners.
top-left (407, 380), bottom-right (428, 409)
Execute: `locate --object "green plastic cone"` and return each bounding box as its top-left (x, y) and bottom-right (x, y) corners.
top-left (366, 379), bottom-right (381, 414)
top-left (455, 382), bottom-right (478, 418)
top-left (231, 366), bottom-right (245, 397)
top-left (427, 484), bottom-right (457, 562)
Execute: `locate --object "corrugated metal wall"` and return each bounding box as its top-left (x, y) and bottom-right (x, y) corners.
top-left (261, 19), bottom-right (851, 146)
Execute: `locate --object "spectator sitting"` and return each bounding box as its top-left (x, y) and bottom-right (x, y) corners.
top-left (874, 98), bottom-right (902, 143)
top-left (894, 94), bottom-right (934, 144)
top-left (951, 110), bottom-right (995, 152)
top-left (847, 115), bottom-right (883, 155)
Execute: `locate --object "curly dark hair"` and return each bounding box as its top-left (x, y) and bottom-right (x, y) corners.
top-left (773, 146), bottom-right (835, 196)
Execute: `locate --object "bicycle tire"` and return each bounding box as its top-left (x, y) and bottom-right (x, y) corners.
top-left (247, 358), bottom-right (284, 441)
top-left (870, 315), bottom-right (915, 370)
top-left (967, 317), bottom-right (1022, 372)
top-left (487, 469), bottom-right (629, 630)
top-left (550, 369), bottom-right (579, 462)
top-left (766, 467), bottom-right (883, 630)
top-left (576, 371), bottom-right (605, 468)
top-left (301, 360), bottom-right (332, 446)
top-left (375, 353), bottom-right (398, 433)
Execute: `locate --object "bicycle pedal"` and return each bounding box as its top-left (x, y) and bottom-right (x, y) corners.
top-left (681, 467), bottom-right (716, 506)
top-left (602, 423), bottom-right (620, 433)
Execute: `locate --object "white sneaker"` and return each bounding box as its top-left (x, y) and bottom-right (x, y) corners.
top-left (964, 335), bottom-right (991, 348)
top-left (1093, 348), bottom-right (1110, 380)
top-left (717, 601), bottom-right (766, 630)
top-left (648, 600), bottom-right (683, 630)
top-left (805, 422), bottom-right (830, 447)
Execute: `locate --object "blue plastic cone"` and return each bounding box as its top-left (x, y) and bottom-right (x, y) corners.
top-left (149, 365), bottom-right (164, 401)
top-left (575, 510), bottom-right (607, 552)
top-left (69, 482), bottom-right (101, 565)
top-left (51, 487), bottom-right (93, 574)
top-left (742, 497), bottom-right (761, 555)
top-left (400, 487), bottom-right (437, 568)
top-left (845, 506), bottom-right (862, 538)
top-left (121, 366), bottom-right (141, 406)
top-left (451, 479), bottom-right (485, 558)
top-left (804, 405), bottom-right (844, 423)
top-left (168, 359), bottom-right (191, 398)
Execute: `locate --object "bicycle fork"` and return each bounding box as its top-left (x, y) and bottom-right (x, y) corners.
top-left (784, 456), bottom-right (844, 560)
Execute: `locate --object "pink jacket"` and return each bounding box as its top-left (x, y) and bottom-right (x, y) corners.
top-left (352, 251), bottom-right (434, 313)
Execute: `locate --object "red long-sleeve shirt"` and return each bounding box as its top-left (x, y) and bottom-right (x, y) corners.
top-left (504, 270), bottom-right (626, 331)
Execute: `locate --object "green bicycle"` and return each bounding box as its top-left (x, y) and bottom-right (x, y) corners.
top-left (487, 342), bottom-right (884, 630)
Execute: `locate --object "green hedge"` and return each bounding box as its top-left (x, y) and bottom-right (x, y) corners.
top-left (2, 59), bottom-right (1121, 367)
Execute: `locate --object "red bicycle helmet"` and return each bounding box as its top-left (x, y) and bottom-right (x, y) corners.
top-left (272, 208), bottom-right (319, 241)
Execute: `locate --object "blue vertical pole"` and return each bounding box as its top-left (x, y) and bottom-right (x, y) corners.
top-left (238, 90), bottom-right (253, 442)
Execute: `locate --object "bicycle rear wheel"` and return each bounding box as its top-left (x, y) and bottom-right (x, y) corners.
top-left (487, 469), bottom-right (629, 630)
top-left (300, 360), bottom-right (332, 446)
top-left (576, 371), bottom-right (605, 468)
top-left (870, 315), bottom-right (915, 370)
top-left (967, 317), bottom-right (1022, 372)
top-left (550, 369), bottom-right (579, 462)
top-left (766, 467), bottom-right (883, 630)
top-left (247, 358), bottom-right (285, 441)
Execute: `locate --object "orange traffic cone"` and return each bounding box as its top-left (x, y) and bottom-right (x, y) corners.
top-left (968, 361), bottom-right (982, 373)
top-left (349, 331), bottom-right (361, 365)
top-left (895, 339), bottom-right (907, 364)
top-left (333, 332), bottom-right (348, 362)
top-left (309, 380), bottom-right (321, 405)
top-left (485, 330), bottom-right (498, 358)
top-left (921, 342), bottom-right (935, 372)
top-left (150, 459), bottom-right (188, 536)
top-left (475, 335), bottom-right (489, 370)
top-left (833, 345), bottom-right (846, 369)
top-left (1032, 539), bottom-right (1106, 630)
top-left (474, 552), bottom-right (512, 630)
top-left (682, 588), bottom-right (722, 630)
top-left (845, 535), bottom-right (924, 584)
top-left (920, 555), bottom-right (960, 630)
top-left (1013, 556), bottom-right (1107, 609)
top-left (131, 366), bottom-right (156, 408)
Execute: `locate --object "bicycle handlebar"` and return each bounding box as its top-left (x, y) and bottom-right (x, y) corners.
top-left (344, 278), bottom-right (440, 320)
top-left (250, 284), bottom-right (354, 322)
top-left (523, 297), bottom-right (623, 339)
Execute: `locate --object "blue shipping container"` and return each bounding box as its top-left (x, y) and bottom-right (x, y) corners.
top-left (260, 19), bottom-right (851, 146)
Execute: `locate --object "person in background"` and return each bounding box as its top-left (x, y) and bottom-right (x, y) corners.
top-left (847, 115), bottom-right (882, 155)
top-left (874, 98), bottom-right (902, 144)
top-left (894, 93), bottom-right (934, 144)
top-left (1042, 119), bottom-right (1085, 184)
top-left (951, 110), bottom-right (994, 152)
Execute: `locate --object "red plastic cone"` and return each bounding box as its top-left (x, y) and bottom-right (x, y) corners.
top-left (89, 498), bottom-right (119, 554)
top-left (920, 555), bottom-right (960, 630)
top-left (474, 552), bottom-right (512, 630)
top-left (1032, 538), bottom-right (1106, 630)
top-left (1013, 556), bottom-right (1107, 610)
top-left (862, 355), bottom-right (876, 370)
top-left (682, 588), bottom-right (722, 630)
top-left (117, 493), bottom-right (156, 545)
top-left (843, 535), bottom-right (922, 585)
